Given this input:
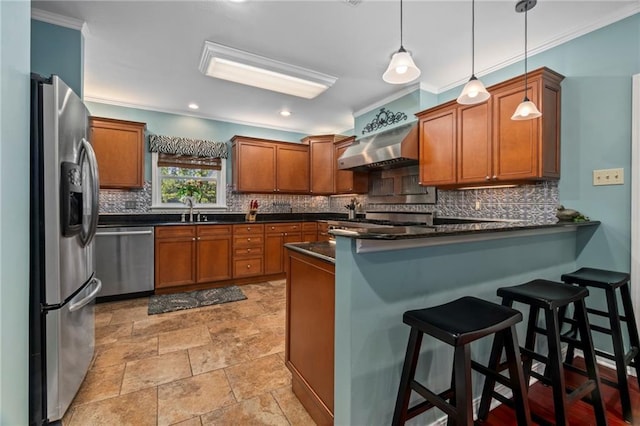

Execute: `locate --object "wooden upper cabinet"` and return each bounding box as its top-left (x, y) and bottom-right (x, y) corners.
top-left (334, 137), bottom-right (368, 194)
top-left (276, 144), bottom-right (310, 193)
top-left (458, 102), bottom-right (492, 184)
top-left (89, 117), bottom-right (146, 189)
top-left (492, 68), bottom-right (562, 181)
top-left (303, 135), bottom-right (345, 195)
top-left (232, 137), bottom-right (277, 192)
top-left (416, 67), bottom-right (563, 188)
top-left (231, 136), bottom-right (309, 193)
top-left (418, 105), bottom-right (457, 186)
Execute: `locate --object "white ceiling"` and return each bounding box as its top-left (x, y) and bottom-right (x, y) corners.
top-left (32, 0), bottom-right (639, 135)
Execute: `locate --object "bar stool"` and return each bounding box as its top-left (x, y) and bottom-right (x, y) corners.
top-left (561, 267), bottom-right (640, 423)
top-left (478, 279), bottom-right (608, 426)
top-left (392, 296), bottom-right (531, 426)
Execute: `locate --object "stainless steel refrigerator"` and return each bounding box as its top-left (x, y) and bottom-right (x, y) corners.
top-left (29, 75), bottom-right (102, 425)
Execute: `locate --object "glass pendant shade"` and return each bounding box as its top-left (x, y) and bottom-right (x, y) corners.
top-left (511, 97), bottom-right (541, 120)
top-left (457, 76), bottom-right (490, 105)
top-left (383, 47), bottom-right (421, 84)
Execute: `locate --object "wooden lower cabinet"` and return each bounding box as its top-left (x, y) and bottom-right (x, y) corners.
top-left (317, 222), bottom-right (331, 242)
top-left (155, 225), bottom-right (231, 290)
top-left (302, 222), bottom-right (318, 242)
top-left (285, 248), bottom-right (335, 426)
top-left (232, 224), bottom-right (264, 278)
top-left (265, 223), bottom-right (302, 275)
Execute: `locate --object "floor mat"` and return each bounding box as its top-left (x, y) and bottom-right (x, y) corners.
top-left (148, 286), bottom-right (247, 315)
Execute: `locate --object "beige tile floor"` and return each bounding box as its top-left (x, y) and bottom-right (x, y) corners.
top-left (62, 280), bottom-right (316, 426)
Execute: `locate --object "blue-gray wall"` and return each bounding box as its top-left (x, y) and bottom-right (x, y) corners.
top-left (31, 19), bottom-right (83, 97)
top-left (86, 102), bottom-right (308, 182)
top-left (1, 1), bottom-right (31, 423)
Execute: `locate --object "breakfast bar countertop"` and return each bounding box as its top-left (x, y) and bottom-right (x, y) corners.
top-left (284, 241), bottom-right (336, 264)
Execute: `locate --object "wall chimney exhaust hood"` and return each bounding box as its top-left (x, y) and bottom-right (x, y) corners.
top-left (337, 122), bottom-right (418, 172)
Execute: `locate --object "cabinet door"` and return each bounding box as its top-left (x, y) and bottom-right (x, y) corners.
top-left (90, 117), bottom-right (145, 189)
top-left (419, 106), bottom-right (457, 186)
top-left (235, 141), bottom-right (276, 192)
top-left (277, 144), bottom-right (310, 193)
top-left (492, 81), bottom-right (540, 180)
top-left (458, 102), bottom-right (492, 184)
top-left (309, 139), bottom-right (335, 194)
top-left (264, 232), bottom-right (284, 275)
top-left (155, 237), bottom-right (196, 289)
top-left (197, 235), bottom-right (232, 283)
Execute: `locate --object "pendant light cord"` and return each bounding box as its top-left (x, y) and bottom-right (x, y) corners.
top-left (524, 5), bottom-right (528, 97)
top-left (471, 0), bottom-right (475, 76)
top-left (400, 0), bottom-right (404, 48)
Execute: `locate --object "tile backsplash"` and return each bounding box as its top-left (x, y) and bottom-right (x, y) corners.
top-left (100, 181), bottom-right (559, 222)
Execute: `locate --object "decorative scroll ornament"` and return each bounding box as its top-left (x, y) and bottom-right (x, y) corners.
top-left (362, 108), bottom-right (408, 134)
top-left (149, 134), bottom-right (229, 159)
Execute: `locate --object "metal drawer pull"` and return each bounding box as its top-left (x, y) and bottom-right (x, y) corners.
top-left (247, 264), bottom-right (251, 268)
top-left (247, 238), bottom-right (251, 242)
top-left (96, 230), bottom-right (153, 237)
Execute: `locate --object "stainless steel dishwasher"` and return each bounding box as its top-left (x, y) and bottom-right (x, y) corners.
top-left (95, 226), bottom-right (154, 301)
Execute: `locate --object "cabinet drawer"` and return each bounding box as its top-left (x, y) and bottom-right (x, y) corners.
top-left (233, 257), bottom-right (263, 277)
top-left (233, 235), bottom-right (264, 247)
top-left (233, 224), bottom-right (264, 235)
top-left (317, 223), bottom-right (329, 233)
top-left (197, 225), bottom-right (232, 236)
top-left (302, 222), bottom-right (318, 231)
top-left (265, 223), bottom-right (301, 233)
top-left (155, 226), bottom-right (196, 239)
top-left (234, 246), bottom-right (264, 257)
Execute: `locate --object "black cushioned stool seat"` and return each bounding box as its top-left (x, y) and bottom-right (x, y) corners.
top-left (392, 296), bottom-right (532, 426)
top-left (561, 267), bottom-right (640, 423)
top-left (479, 279), bottom-right (607, 426)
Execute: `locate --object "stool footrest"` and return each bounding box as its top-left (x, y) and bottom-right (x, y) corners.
top-left (594, 348), bottom-right (616, 362)
top-left (409, 381), bottom-right (455, 419)
top-left (471, 361), bottom-right (512, 389)
top-left (585, 307), bottom-right (632, 323)
top-left (567, 379), bottom-right (596, 406)
top-left (529, 370), bottom-right (552, 386)
top-left (533, 326), bottom-right (548, 335)
top-left (491, 391), bottom-right (514, 407)
top-left (520, 346), bottom-right (548, 364)
top-left (589, 323), bottom-right (613, 336)
top-left (560, 334), bottom-right (583, 348)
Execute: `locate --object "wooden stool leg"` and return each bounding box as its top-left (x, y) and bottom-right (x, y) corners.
top-left (477, 325), bottom-right (505, 420)
top-left (503, 325), bottom-right (532, 426)
top-left (392, 328), bottom-right (423, 426)
top-left (605, 286), bottom-right (633, 423)
top-left (620, 282), bottom-right (640, 388)
top-left (522, 306), bottom-right (540, 384)
top-left (453, 344), bottom-right (473, 426)
top-left (574, 300), bottom-right (608, 426)
top-left (544, 307), bottom-right (570, 426)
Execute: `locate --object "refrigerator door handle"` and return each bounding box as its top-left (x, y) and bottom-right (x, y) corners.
top-left (68, 278), bottom-right (102, 312)
top-left (79, 138), bottom-right (100, 247)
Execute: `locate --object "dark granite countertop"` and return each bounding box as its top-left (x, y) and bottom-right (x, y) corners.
top-left (329, 220), bottom-right (600, 240)
top-left (284, 241), bottom-right (336, 264)
top-left (98, 212), bottom-right (351, 227)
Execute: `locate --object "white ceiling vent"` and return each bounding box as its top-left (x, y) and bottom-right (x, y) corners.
top-left (343, 0), bottom-right (362, 6)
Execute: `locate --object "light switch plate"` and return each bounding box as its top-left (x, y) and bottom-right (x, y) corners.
top-left (593, 168), bottom-right (624, 186)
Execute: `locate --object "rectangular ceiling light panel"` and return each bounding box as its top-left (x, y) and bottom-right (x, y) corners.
top-left (199, 41), bottom-right (337, 99)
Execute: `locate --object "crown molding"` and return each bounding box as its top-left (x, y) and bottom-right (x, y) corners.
top-left (31, 8), bottom-right (88, 37)
top-left (83, 96), bottom-right (317, 135)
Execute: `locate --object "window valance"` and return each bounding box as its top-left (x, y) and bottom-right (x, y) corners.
top-left (149, 134), bottom-right (229, 159)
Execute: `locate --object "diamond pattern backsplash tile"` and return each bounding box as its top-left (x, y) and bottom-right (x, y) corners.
top-left (99, 181), bottom-right (559, 222)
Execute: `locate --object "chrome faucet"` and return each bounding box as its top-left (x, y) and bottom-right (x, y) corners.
top-left (182, 196), bottom-right (195, 222)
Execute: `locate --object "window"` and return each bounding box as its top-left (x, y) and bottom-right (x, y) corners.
top-left (151, 152), bottom-right (226, 209)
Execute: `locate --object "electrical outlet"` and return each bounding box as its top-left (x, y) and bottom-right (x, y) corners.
top-left (475, 200), bottom-right (481, 210)
top-left (593, 168), bottom-right (624, 186)
top-left (124, 200), bottom-right (137, 209)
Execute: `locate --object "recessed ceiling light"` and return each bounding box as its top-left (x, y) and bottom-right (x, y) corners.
top-left (188, 103), bottom-right (199, 110)
top-left (280, 110), bottom-right (292, 117)
top-left (199, 41), bottom-right (337, 99)
top-left (229, 0), bottom-right (246, 2)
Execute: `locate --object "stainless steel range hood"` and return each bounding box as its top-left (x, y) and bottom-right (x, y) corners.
top-left (337, 122), bottom-right (418, 172)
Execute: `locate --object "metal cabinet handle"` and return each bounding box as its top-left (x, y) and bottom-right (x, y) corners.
top-left (69, 278), bottom-right (102, 312)
top-left (485, 176), bottom-right (490, 180)
top-left (247, 264), bottom-right (251, 269)
top-left (247, 248), bottom-right (251, 252)
top-left (247, 238), bottom-right (251, 242)
top-left (197, 237), bottom-right (201, 240)
top-left (492, 175), bottom-right (497, 180)
top-left (192, 238), bottom-right (196, 241)
top-left (96, 230), bottom-right (153, 236)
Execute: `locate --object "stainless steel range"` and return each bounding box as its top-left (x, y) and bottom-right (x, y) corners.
top-left (325, 211), bottom-right (434, 238)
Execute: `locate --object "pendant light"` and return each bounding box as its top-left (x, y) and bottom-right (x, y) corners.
top-left (511, 0), bottom-right (541, 120)
top-left (457, 0), bottom-right (490, 105)
top-left (383, 0), bottom-right (421, 85)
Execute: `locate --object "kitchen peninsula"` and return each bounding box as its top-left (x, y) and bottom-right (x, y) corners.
top-left (284, 220), bottom-right (599, 426)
